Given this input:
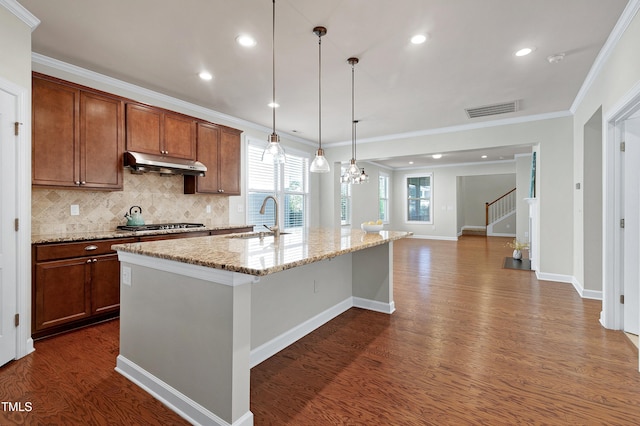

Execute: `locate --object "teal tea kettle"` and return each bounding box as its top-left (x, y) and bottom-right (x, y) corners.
top-left (124, 206), bottom-right (145, 226)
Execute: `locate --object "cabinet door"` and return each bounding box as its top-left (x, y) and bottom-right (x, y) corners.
top-left (185, 122), bottom-right (220, 194)
top-left (164, 112), bottom-right (196, 159)
top-left (80, 92), bottom-right (124, 189)
top-left (32, 77), bottom-right (80, 187)
top-left (34, 258), bottom-right (91, 331)
top-left (126, 103), bottom-right (162, 155)
top-left (90, 254), bottom-right (121, 315)
top-left (218, 128), bottom-right (242, 195)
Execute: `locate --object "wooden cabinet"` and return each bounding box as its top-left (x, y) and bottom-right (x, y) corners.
top-left (31, 228), bottom-right (253, 339)
top-left (184, 122), bottom-right (242, 195)
top-left (32, 237), bottom-right (135, 339)
top-left (32, 74), bottom-right (124, 190)
top-left (126, 103), bottom-right (196, 160)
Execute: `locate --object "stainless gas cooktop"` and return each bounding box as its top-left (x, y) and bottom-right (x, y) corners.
top-left (116, 223), bottom-right (205, 232)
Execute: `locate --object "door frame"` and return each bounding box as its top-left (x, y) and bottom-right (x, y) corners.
top-left (0, 75), bottom-right (34, 360)
top-left (602, 83), bottom-right (640, 334)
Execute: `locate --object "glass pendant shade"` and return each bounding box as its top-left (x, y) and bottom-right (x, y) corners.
top-left (310, 148), bottom-right (330, 173)
top-left (262, 133), bottom-right (286, 164)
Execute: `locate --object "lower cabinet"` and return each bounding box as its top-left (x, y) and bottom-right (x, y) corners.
top-left (32, 228), bottom-right (253, 339)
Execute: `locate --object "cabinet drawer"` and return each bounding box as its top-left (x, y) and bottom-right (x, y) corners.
top-left (35, 238), bottom-right (136, 262)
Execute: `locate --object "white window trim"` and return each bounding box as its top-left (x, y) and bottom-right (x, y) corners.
top-left (378, 172), bottom-right (390, 224)
top-left (404, 172), bottom-right (434, 225)
top-left (245, 138), bottom-right (310, 230)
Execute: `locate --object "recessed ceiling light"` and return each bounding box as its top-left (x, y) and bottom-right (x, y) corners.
top-left (410, 34), bottom-right (428, 45)
top-left (268, 102), bottom-right (279, 108)
top-left (515, 47), bottom-right (534, 57)
top-left (481, 155), bottom-right (488, 159)
top-left (409, 161), bottom-right (414, 165)
top-left (236, 35), bottom-right (257, 47)
top-left (432, 154), bottom-right (442, 159)
top-left (199, 71), bottom-right (213, 81)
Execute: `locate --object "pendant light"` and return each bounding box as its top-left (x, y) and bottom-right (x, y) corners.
top-left (341, 57), bottom-right (366, 184)
top-left (309, 26), bottom-right (330, 173)
top-left (262, 0), bottom-right (286, 164)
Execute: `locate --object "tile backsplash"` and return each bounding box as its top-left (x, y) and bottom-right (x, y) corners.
top-left (32, 172), bottom-right (231, 234)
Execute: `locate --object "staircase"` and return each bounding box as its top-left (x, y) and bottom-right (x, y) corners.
top-left (485, 188), bottom-right (516, 236)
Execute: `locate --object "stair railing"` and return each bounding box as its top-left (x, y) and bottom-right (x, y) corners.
top-left (485, 188), bottom-right (516, 226)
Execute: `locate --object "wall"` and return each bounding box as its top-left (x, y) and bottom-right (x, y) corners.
top-left (459, 174), bottom-right (516, 228)
top-left (573, 4), bottom-right (640, 292)
top-left (0, 4), bottom-right (32, 88)
top-left (390, 161), bottom-right (517, 239)
top-left (515, 154), bottom-right (533, 242)
top-left (349, 161), bottom-right (390, 227)
top-left (322, 116), bottom-right (573, 275)
top-left (31, 173), bottom-right (230, 235)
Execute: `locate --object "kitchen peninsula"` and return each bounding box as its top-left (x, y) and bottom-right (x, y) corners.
top-left (113, 228), bottom-right (411, 426)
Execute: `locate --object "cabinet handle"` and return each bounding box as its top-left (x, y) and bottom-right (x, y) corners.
top-left (81, 181), bottom-right (86, 185)
top-left (85, 245), bottom-right (98, 251)
top-left (86, 259), bottom-right (92, 264)
top-left (93, 259), bottom-right (98, 263)
top-left (74, 181), bottom-right (81, 185)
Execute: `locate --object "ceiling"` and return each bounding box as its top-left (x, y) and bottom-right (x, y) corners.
top-left (20, 0), bottom-right (629, 168)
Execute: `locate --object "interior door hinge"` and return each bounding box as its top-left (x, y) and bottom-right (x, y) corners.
top-left (14, 313), bottom-right (19, 327)
top-left (620, 295), bottom-right (625, 304)
top-left (620, 218), bottom-right (625, 229)
top-left (621, 141), bottom-right (626, 152)
top-left (14, 218), bottom-right (19, 231)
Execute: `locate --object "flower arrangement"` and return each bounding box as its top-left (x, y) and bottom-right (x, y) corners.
top-left (506, 238), bottom-right (529, 250)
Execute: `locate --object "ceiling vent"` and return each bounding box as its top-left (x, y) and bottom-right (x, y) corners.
top-left (465, 101), bottom-right (519, 119)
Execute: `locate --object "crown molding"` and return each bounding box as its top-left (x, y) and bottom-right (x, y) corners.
top-left (0, 0), bottom-right (40, 30)
top-left (31, 53), bottom-right (316, 147)
top-left (325, 110), bottom-right (572, 148)
top-left (571, 0), bottom-right (640, 113)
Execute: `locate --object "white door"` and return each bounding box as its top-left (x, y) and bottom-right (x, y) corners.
top-left (623, 114), bottom-right (640, 335)
top-left (0, 89), bottom-right (17, 366)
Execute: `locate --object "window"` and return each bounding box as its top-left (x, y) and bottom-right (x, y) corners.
top-left (340, 166), bottom-right (352, 226)
top-left (247, 142), bottom-right (309, 230)
top-left (378, 173), bottom-right (389, 223)
top-left (406, 174), bottom-right (432, 223)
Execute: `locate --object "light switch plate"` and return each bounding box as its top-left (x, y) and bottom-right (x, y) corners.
top-left (70, 204), bottom-right (80, 216)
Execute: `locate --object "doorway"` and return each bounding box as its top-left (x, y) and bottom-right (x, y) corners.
top-left (603, 85), bottom-right (640, 371)
top-left (0, 88), bottom-right (18, 366)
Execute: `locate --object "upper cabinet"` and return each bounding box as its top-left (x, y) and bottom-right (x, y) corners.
top-left (126, 103), bottom-right (196, 160)
top-left (32, 74), bottom-right (124, 190)
top-left (184, 122), bottom-right (242, 195)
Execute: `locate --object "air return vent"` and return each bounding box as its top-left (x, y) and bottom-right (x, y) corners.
top-left (465, 101), bottom-right (519, 118)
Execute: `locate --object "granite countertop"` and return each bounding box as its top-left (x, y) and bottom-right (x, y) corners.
top-left (31, 224), bottom-right (252, 244)
top-left (113, 228), bottom-right (413, 276)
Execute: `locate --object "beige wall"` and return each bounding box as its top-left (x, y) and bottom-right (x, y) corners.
top-left (572, 6), bottom-right (640, 291)
top-left (31, 173), bottom-right (231, 235)
top-left (0, 5), bottom-right (32, 88)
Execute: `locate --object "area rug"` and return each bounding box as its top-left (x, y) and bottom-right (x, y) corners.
top-left (503, 257), bottom-right (532, 271)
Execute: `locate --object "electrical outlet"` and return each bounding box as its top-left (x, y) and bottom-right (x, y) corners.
top-left (122, 266), bottom-right (132, 286)
top-left (237, 204), bottom-right (244, 213)
top-left (206, 205), bottom-right (212, 213)
top-left (70, 204), bottom-right (80, 216)
top-left (314, 280), bottom-right (319, 293)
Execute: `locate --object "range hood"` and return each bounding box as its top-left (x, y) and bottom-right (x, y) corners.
top-left (124, 151), bottom-right (206, 177)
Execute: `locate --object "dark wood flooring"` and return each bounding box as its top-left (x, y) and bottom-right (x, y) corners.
top-left (2, 236), bottom-right (640, 425)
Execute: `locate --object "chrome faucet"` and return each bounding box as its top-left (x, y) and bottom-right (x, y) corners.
top-left (259, 195), bottom-right (280, 237)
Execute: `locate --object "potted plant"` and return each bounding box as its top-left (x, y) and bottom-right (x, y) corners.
top-left (506, 238), bottom-right (529, 260)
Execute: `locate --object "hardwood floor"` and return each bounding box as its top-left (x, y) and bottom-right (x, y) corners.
top-left (3, 236), bottom-right (640, 425)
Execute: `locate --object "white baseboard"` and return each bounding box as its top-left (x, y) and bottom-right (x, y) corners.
top-left (353, 297), bottom-right (395, 314)
top-left (487, 232), bottom-right (516, 237)
top-left (535, 272), bottom-right (603, 300)
top-left (250, 297), bottom-right (353, 368)
top-left (115, 356), bottom-right (253, 426)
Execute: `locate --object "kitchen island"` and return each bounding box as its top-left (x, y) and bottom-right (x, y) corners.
top-left (112, 228), bottom-right (412, 426)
